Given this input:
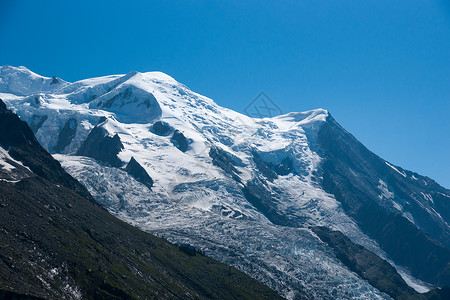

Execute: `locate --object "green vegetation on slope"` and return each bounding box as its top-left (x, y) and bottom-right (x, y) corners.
top-left (0, 176), bottom-right (281, 299)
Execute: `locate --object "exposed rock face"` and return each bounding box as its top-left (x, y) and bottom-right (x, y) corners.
top-left (209, 146), bottom-right (241, 182)
top-left (125, 157), bottom-right (154, 190)
top-left (178, 244), bottom-right (199, 256)
top-left (252, 151), bottom-right (294, 181)
top-left (273, 156), bottom-right (294, 175)
top-left (242, 178), bottom-right (293, 227)
top-left (29, 114), bottom-right (48, 133)
top-left (312, 226), bottom-right (417, 300)
top-left (50, 76), bottom-right (59, 85)
top-left (76, 126), bottom-right (124, 168)
top-left (317, 114), bottom-right (450, 286)
top-left (312, 227), bottom-right (450, 300)
top-left (151, 121), bottom-right (173, 136)
top-left (54, 118), bottom-right (77, 153)
top-left (252, 151), bottom-right (278, 182)
top-left (171, 130), bottom-right (189, 152)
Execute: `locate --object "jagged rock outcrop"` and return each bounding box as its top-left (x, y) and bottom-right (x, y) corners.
top-left (125, 157), bottom-right (154, 190)
top-left (77, 126), bottom-right (124, 168)
top-left (29, 114), bottom-right (48, 133)
top-left (54, 118), bottom-right (77, 153)
top-left (50, 76), bottom-right (59, 85)
top-left (209, 146), bottom-right (242, 182)
top-left (171, 130), bottom-right (189, 152)
top-left (151, 120), bottom-right (173, 136)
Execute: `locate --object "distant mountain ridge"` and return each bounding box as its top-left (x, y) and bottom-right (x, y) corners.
top-left (1, 65), bottom-right (449, 299)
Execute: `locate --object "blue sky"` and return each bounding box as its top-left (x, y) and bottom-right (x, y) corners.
top-left (1, 0), bottom-right (449, 188)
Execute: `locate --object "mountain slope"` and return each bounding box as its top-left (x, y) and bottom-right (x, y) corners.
top-left (0, 99), bottom-right (282, 299)
top-left (318, 114), bottom-right (450, 286)
top-left (2, 65), bottom-right (449, 299)
top-left (311, 226), bottom-right (450, 300)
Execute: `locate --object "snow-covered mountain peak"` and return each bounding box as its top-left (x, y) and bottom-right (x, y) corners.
top-left (0, 66), bottom-right (337, 176)
top-left (274, 109), bottom-right (328, 124)
top-left (268, 109), bottom-right (329, 133)
top-left (139, 70), bottom-right (177, 83)
top-left (0, 65), bottom-right (42, 78)
top-left (0, 65), bottom-right (67, 95)
top-left (0, 66), bottom-right (327, 131)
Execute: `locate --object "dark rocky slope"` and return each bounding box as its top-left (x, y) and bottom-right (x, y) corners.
top-left (76, 125), bottom-right (124, 168)
top-left (171, 130), bottom-right (190, 152)
top-left (0, 177), bottom-right (281, 299)
top-left (313, 226), bottom-right (415, 299)
top-left (125, 157), bottom-right (154, 190)
top-left (209, 146), bottom-right (242, 182)
top-left (53, 118), bottom-right (77, 153)
top-left (312, 226), bottom-right (450, 300)
top-left (0, 289), bottom-right (44, 300)
top-left (317, 114), bottom-right (450, 287)
top-left (151, 120), bottom-right (173, 136)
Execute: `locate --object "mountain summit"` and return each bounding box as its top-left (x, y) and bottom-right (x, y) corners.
top-left (1, 66), bottom-right (449, 299)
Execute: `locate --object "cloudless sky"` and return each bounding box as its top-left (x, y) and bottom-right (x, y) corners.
top-left (1, 0), bottom-right (449, 187)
